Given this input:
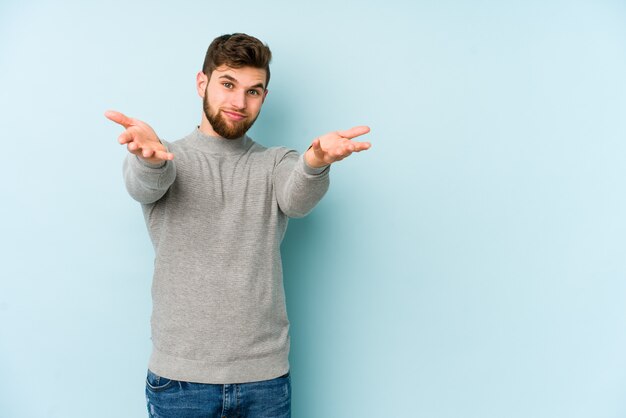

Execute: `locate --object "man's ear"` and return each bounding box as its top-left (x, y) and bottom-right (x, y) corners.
top-left (262, 89), bottom-right (269, 103)
top-left (196, 71), bottom-right (209, 97)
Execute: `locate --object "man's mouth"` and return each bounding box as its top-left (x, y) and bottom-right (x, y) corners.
top-left (222, 110), bottom-right (246, 121)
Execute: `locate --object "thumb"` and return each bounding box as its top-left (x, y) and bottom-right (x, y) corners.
top-left (311, 138), bottom-right (322, 152)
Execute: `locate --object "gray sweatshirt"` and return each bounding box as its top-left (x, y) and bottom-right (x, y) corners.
top-left (123, 128), bottom-right (330, 384)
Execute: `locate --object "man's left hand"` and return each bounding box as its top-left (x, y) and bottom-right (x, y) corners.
top-left (304, 126), bottom-right (372, 168)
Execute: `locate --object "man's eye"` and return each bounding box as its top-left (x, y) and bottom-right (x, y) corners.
top-left (248, 90), bottom-right (260, 96)
top-left (223, 83), bottom-right (233, 89)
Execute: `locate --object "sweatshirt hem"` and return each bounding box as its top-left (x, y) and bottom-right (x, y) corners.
top-left (148, 346), bottom-right (290, 384)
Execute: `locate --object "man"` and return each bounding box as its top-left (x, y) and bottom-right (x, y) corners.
top-left (105, 33), bottom-right (371, 418)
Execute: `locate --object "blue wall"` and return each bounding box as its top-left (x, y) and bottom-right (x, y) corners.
top-left (1, 1), bottom-right (626, 417)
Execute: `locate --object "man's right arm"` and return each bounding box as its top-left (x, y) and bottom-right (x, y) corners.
top-left (105, 110), bottom-right (176, 204)
top-left (123, 152), bottom-right (176, 204)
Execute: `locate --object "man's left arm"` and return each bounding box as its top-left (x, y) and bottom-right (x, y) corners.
top-left (273, 126), bottom-right (371, 218)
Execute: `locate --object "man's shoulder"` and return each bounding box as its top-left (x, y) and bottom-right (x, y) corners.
top-left (156, 132), bottom-right (191, 152)
top-left (165, 131), bottom-right (197, 147)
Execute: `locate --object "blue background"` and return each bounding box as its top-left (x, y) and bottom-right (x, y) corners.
top-left (1, 0), bottom-right (626, 417)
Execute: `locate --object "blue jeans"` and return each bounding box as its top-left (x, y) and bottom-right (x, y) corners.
top-left (145, 369), bottom-right (291, 418)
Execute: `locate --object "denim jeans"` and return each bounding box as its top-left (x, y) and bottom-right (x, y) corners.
top-left (145, 369), bottom-right (291, 418)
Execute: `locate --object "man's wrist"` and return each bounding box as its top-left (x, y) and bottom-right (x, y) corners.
top-left (136, 154), bottom-right (167, 168)
top-left (304, 147), bottom-right (328, 169)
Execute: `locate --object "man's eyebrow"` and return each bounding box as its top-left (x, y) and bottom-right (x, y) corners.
top-left (219, 74), bottom-right (238, 83)
top-left (218, 74), bottom-right (265, 90)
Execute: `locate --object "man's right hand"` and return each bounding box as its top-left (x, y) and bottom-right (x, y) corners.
top-left (105, 110), bottom-right (174, 164)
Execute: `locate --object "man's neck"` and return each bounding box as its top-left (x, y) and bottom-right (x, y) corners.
top-left (199, 116), bottom-right (223, 139)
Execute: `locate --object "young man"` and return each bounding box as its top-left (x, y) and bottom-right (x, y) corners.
top-left (106, 33), bottom-right (371, 418)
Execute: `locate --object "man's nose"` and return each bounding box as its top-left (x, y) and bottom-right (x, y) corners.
top-left (231, 91), bottom-right (246, 110)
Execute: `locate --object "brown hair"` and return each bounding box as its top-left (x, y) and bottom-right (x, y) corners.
top-left (202, 33), bottom-right (272, 88)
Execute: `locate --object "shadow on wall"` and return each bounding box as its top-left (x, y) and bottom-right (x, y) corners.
top-left (280, 215), bottom-right (319, 414)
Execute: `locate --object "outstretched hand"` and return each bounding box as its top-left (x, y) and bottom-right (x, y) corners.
top-left (105, 110), bottom-right (174, 164)
top-left (305, 126), bottom-right (371, 168)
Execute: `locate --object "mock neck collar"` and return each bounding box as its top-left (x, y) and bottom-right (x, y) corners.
top-left (187, 127), bottom-right (252, 155)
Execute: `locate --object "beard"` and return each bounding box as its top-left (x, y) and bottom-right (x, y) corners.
top-left (203, 94), bottom-right (259, 140)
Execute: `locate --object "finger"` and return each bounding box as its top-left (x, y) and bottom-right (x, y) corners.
top-left (311, 138), bottom-right (322, 151)
top-left (128, 142), bottom-right (139, 152)
top-left (154, 150), bottom-right (175, 161)
top-left (339, 144), bottom-right (354, 155)
top-left (311, 138), bottom-right (325, 159)
top-left (142, 148), bottom-right (155, 159)
top-left (351, 141), bottom-right (372, 152)
top-left (334, 141), bottom-right (370, 159)
top-left (336, 125), bottom-right (370, 140)
top-left (118, 131), bottom-right (134, 144)
top-left (104, 110), bottom-right (135, 128)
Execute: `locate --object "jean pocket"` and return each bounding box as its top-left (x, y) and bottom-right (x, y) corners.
top-left (146, 369), bottom-right (176, 392)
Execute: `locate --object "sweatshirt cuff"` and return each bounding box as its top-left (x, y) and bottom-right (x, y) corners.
top-left (300, 154), bottom-right (329, 176)
top-left (135, 155), bottom-right (167, 169)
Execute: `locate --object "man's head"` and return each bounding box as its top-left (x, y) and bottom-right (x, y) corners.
top-left (203, 33), bottom-right (272, 88)
top-left (197, 33), bottom-right (272, 139)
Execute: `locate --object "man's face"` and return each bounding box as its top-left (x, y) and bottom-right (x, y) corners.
top-left (202, 65), bottom-right (268, 139)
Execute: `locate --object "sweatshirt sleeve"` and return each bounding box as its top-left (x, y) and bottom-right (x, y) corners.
top-left (273, 149), bottom-right (330, 218)
top-left (122, 154), bottom-right (177, 204)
